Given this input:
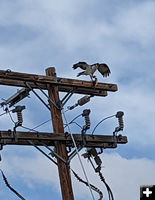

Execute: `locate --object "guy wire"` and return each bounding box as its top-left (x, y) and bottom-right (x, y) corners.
top-left (62, 109), bottom-right (95, 200)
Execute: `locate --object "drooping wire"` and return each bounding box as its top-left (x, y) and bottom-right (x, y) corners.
top-left (98, 171), bottom-right (114, 200)
top-left (71, 169), bottom-right (103, 200)
top-left (32, 86), bottom-right (96, 199)
top-left (62, 109), bottom-right (95, 200)
top-left (21, 126), bottom-right (38, 133)
top-left (64, 121), bottom-right (82, 129)
top-left (66, 113), bottom-right (82, 125)
top-left (4, 103), bottom-right (52, 133)
top-left (32, 119), bottom-right (52, 130)
top-left (21, 118), bottom-right (52, 133)
top-left (0, 169), bottom-right (26, 200)
top-left (91, 115), bottom-right (116, 135)
top-left (85, 149), bottom-right (114, 200)
top-left (64, 113), bottom-right (82, 129)
top-left (23, 82), bottom-right (98, 198)
top-left (8, 109), bottom-right (16, 124)
top-left (27, 140), bottom-right (103, 199)
top-left (5, 105), bottom-right (52, 133)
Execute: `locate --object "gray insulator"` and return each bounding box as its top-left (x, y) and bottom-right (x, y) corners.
top-left (116, 111), bottom-right (124, 131)
top-left (78, 95), bottom-right (90, 106)
top-left (12, 106), bottom-right (25, 127)
top-left (82, 109), bottom-right (91, 130)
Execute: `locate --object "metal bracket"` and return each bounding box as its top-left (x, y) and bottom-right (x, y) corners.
top-left (41, 142), bottom-right (68, 164)
top-left (58, 89), bottom-right (74, 109)
top-left (113, 132), bottom-right (118, 148)
top-left (42, 141), bottom-right (84, 164)
top-left (0, 87), bottom-right (30, 108)
top-left (82, 148), bottom-right (102, 172)
top-left (68, 146), bottom-right (83, 162)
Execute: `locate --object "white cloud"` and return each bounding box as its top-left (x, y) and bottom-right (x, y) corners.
top-left (102, 153), bottom-right (155, 200)
top-left (2, 154), bottom-right (60, 189)
top-left (0, 0), bottom-right (154, 73)
top-left (0, 1), bottom-right (155, 199)
top-left (89, 81), bottom-right (155, 148)
top-left (1, 152), bottom-right (155, 200)
top-left (114, 1), bottom-right (155, 46)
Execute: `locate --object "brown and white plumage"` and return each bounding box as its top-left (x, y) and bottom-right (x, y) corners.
top-left (72, 62), bottom-right (111, 81)
top-left (97, 63), bottom-right (111, 77)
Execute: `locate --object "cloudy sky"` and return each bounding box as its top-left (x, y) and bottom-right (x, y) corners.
top-left (0, 0), bottom-right (155, 199)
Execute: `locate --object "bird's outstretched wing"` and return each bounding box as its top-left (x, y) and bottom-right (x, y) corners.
top-left (73, 62), bottom-right (89, 70)
top-left (97, 63), bottom-right (111, 77)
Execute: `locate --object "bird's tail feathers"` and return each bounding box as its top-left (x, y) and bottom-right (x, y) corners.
top-left (102, 72), bottom-right (110, 77)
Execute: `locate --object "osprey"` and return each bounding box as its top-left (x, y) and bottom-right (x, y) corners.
top-left (73, 62), bottom-right (111, 81)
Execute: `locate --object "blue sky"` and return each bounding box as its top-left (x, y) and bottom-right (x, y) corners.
top-left (0, 0), bottom-right (155, 200)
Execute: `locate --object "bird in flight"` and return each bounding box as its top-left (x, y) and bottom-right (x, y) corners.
top-left (72, 62), bottom-right (111, 82)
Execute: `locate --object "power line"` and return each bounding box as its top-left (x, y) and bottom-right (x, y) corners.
top-left (64, 121), bottom-right (82, 129)
top-left (0, 169), bottom-right (26, 200)
top-left (21, 119), bottom-right (52, 133)
top-left (28, 140), bottom-right (103, 199)
top-left (0, 67), bottom-right (125, 200)
top-left (91, 115), bottom-right (116, 135)
top-left (62, 109), bottom-right (95, 200)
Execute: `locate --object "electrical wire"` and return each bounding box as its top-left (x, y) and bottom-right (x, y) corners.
top-left (8, 109), bottom-right (16, 124)
top-left (71, 169), bottom-right (103, 200)
top-left (21, 125), bottom-right (38, 133)
top-left (91, 115), bottom-right (116, 135)
top-left (64, 121), bottom-right (82, 129)
top-left (3, 81), bottom-right (108, 199)
top-left (0, 108), bottom-right (14, 117)
top-left (0, 111), bottom-right (9, 117)
top-left (0, 169), bottom-right (26, 200)
top-left (67, 113), bottom-right (82, 125)
top-left (21, 119), bottom-right (52, 133)
top-left (87, 153), bottom-right (114, 200)
top-left (64, 113), bottom-right (82, 128)
top-left (68, 121), bottom-right (82, 129)
top-left (28, 140), bottom-right (103, 199)
top-left (98, 171), bottom-right (114, 200)
top-left (62, 109), bottom-right (95, 200)
top-left (36, 90), bottom-right (97, 199)
top-left (32, 119), bottom-right (52, 130)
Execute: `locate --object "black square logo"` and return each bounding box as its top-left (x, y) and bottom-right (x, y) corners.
top-left (140, 185), bottom-right (155, 200)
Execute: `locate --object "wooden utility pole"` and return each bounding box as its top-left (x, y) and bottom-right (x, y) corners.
top-left (46, 67), bottom-right (74, 200)
top-left (0, 68), bottom-right (127, 200)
